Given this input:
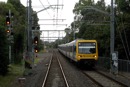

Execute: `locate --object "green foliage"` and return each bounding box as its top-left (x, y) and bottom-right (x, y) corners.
top-left (55, 0), bottom-right (130, 60)
top-left (70, 0), bottom-right (130, 59)
top-left (115, 0), bottom-right (130, 60)
top-left (0, 64), bottom-right (23, 87)
top-left (0, 2), bottom-right (15, 75)
top-left (0, 26), bottom-right (9, 75)
top-left (0, 0), bottom-right (39, 75)
top-left (71, 0), bottom-right (110, 57)
top-left (5, 0), bottom-right (26, 64)
top-left (116, 0), bottom-right (130, 13)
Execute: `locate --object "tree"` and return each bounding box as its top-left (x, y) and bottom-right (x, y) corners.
top-left (0, 26), bottom-right (9, 75)
top-left (115, 0), bottom-right (130, 60)
top-left (72, 0), bottom-right (110, 56)
top-left (0, 2), bottom-right (17, 75)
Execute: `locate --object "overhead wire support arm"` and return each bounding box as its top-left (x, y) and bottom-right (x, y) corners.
top-left (33, 6), bottom-right (52, 15)
top-left (85, 6), bottom-right (110, 16)
top-left (39, 19), bottom-right (66, 21)
top-left (39, 24), bottom-right (67, 26)
top-left (32, 30), bottom-right (65, 32)
top-left (32, 4), bottom-right (64, 8)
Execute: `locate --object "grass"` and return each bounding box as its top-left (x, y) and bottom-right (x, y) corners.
top-left (34, 58), bottom-right (41, 64)
top-left (38, 49), bottom-right (47, 53)
top-left (0, 56), bottom-right (42, 87)
top-left (0, 64), bottom-right (23, 87)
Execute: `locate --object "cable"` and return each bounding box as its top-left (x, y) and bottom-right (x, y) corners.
top-left (46, 0), bottom-right (51, 6)
top-left (38, 0), bottom-right (52, 18)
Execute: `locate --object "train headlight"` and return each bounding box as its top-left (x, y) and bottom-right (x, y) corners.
top-left (78, 55), bottom-right (81, 58)
top-left (93, 55), bottom-right (97, 57)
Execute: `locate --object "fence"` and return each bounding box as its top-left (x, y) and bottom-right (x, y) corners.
top-left (118, 59), bottom-right (130, 72)
top-left (97, 57), bottom-right (130, 73)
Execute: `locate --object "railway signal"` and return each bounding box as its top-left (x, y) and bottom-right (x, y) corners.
top-left (34, 36), bottom-right (38, 45)
top-left (6, 11), bottom-right (13, 35)
top-left (6, 16), bottom-right (10, 25)
top-left (6, 29), bottom-right (10, 33)
top-left (34, 46), bottom-right (38, 53)
top-left (33, 36), bottom-right (39, 53)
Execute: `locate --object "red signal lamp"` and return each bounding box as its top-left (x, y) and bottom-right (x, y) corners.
top-left (6, 21), bottom-right (10, 25)
top-left (6, 17), bottom-right (10, 25)
top-left (6, 29), bottom-right (10, 33)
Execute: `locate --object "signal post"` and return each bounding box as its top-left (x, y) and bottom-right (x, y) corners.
top-left (6, 10), bottom-right (14, 63)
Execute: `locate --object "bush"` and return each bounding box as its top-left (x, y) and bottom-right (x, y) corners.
top-left (0, 26), bottom-right (9, 75)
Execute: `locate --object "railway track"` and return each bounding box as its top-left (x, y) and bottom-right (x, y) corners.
top-left (41, 50), bottom-right (69, 87)
top-left (82, 70), bottom-right (128, 87)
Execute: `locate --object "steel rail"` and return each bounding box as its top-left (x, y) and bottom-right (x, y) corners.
top-left (82, 70), bottom-right (128, 87)
top-left (82, 71), bottom-right (104, 87)
top-left (41, 54), bottom-right (53, 87)
top-left (95, 70), bottom-right (128, 87)
top-left (42, 50), bottom-right (69, 87)
top-left (56, 51), bottom-right (70, 87)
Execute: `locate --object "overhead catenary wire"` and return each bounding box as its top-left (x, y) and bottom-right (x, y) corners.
top-left (46, 0), bottom-right (51, 6)
top-left (36, 0), bottom-right (65, 42)
top-left (38, 0), bottom-right (52, 18)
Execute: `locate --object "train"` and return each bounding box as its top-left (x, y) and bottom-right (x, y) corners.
top-left (58, 39), bottom-right (98, 67)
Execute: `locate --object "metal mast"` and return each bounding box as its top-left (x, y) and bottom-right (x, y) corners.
top-left (110, 0), bottom-right (115, 54)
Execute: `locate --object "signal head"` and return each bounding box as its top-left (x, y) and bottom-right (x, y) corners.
top-left (6, 17), bottom-right (10, 25)
top-left (34, 36), bottom-right (38, 44)
top-left (34, 46), bottom-right (38, 53)
top-left (6, 29), bottom-right (10, 33)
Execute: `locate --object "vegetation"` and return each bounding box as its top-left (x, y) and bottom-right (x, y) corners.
top-left (0, 64), bottom-right (23, 87)
top-left (53, 0), bottom-right (130, 60)
top-left (0, 26), bottom-right (9, 75)
top-left (0, 0), bottom-right (40, 75)
top-left (0, 0), bottom-right (130, 76)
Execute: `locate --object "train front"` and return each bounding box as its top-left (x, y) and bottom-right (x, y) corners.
top-left (76, 40), bottom-right (98, 66)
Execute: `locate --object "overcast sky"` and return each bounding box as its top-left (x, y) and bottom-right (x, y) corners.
top-left (0, 0), bottom-right (111, 27)
top-left (0, 0), bottom-right (110, 41)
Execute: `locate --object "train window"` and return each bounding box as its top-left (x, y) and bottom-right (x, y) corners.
top-left (78, 42), bottom-right (96, 54)
top-left (73, 46), bottom-right (76, 52)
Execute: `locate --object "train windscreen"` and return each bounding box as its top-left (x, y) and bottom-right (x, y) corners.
top-left (78, 42), bottom-right (96, 54)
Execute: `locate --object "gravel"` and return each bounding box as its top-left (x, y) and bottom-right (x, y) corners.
top-left (10, 52), bottom-right (52, 87)
top-left (10, 50), bottom-right (130, 87)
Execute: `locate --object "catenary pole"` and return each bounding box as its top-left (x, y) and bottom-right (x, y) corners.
top-left (26, 0), bottom-right (33, 70)
top-left (110, 0), bottom-right (115, 73)
top-left (110, 0), bottom-right (115, 55)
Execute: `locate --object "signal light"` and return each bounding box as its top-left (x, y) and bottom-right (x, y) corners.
top-left (6, 17), bottom-right (10, 25)
top-left (34, 46), bottom-right (38, 53)
top-left (6, 29), bottom-right (10, 33)
top-left (34, 36), bottom-right (38, 44)
top-left (35, 49), bottom-right (38, 53)
top-left (35, 41), bottom-right (38, 44)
